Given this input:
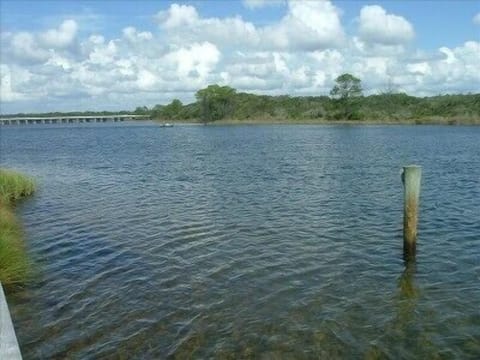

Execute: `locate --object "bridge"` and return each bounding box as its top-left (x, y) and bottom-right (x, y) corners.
top-left (0, 114), bottom-right (149, 125)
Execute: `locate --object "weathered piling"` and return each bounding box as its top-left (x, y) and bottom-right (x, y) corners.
top-left (402, 165), bottom-right (422, 260)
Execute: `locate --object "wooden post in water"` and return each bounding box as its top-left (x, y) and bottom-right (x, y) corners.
top-left (402, 165), bottom-right (422, 260)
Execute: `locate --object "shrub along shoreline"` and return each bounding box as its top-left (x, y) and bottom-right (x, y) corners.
top-left (0, 169), bottom-right (35, 285)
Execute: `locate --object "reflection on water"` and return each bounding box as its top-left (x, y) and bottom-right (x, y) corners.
top-left (1, 123), bottom-right (480, 358)
top-left (398, 261), bottom-right (418, 300)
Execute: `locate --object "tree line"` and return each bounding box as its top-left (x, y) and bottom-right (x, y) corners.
top-left (142, 74), bottom-right (480, 124)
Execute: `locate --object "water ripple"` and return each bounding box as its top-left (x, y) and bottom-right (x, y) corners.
top-left (2, 124), bottom-right (480, 358)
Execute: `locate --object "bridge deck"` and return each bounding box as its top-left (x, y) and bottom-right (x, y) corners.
top-left (0, 115), bottom-right (149, 125)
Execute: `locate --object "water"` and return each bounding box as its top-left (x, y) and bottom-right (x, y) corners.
top-left (1, 123), bottom-right (479, 358)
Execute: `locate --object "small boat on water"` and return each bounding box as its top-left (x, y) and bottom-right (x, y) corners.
top-left (160, 123), bottom-right (174, 127)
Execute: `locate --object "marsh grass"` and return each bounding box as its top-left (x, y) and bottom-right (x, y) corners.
top-left (0, 169), bottom-right (35, 205)
top-left (0, 169), bottom-right (36, 285)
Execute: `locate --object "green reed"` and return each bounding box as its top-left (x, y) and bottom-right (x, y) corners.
top-left (0, 169), bottom-right (36, 284)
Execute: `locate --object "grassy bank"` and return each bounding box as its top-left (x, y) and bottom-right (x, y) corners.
top-left (0, 169), bottom-right (35, 285)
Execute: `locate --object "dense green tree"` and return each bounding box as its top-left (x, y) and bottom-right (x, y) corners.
top-left (195, 85), bottom-right (236, 123)
top-left (150, 104), bottom-right (164, 119)
top-left (330, 73), bottom-right (363, 99)
top-left (330, 73), bottom-right (363, 119)
top-left (162, 99), bottom-right (183, 119)
top-left (134, 106), bottom-right (150, 115)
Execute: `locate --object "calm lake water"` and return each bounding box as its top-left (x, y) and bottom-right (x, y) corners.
top-left (1, 123), bottom-right (479, 358)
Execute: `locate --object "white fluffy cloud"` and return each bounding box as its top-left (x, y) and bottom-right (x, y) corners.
top-left (9, 32), bottom-right (50, 63)
top-left (163, 42), bottom-right (221, 88)
top-left (156, 4), bottom-right (260, 50)
top-left (158, 4), bottom-right (199, 29)
top-left (0, 2), bottom-right (478, 113)
top-left (358, 5), bottom-right (414, 45)
top-left (0, 65), bottom-right (27, 101)
top-left (39, 19), bottom-right (78, 48)
top-left (156, 1), bottom-right (344, 51)
top-left (122, 27), bottom-right (153, 42)
top-left (265, 1), bottom-right (345, 50)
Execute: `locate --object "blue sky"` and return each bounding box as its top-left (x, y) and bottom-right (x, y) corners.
top-left (1, 0), bottom-right (479, 113)
top-left (2, 1), bottom-right (478, 48)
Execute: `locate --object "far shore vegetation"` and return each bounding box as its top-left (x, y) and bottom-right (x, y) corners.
top-left (145, 74), bottom-right (480, 125)
top-left (2, 74), bottom-right (479, 125)
top-left (0, 169), bottom-right (35, 285)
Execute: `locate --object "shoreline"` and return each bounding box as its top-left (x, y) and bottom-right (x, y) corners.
top-left (153, 118), bottom-right (480, 126)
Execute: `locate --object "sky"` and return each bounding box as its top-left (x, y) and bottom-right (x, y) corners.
top-left (1, 0), bottom-right (479, 114)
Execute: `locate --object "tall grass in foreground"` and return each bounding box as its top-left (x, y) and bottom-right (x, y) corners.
top-left (0, 169), bottom-right (36, 285)
top-left (0, 169), bottom-right (35, 204)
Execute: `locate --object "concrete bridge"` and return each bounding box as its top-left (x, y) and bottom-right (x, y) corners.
top-left (0, 114), bottom-right (149, 126)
